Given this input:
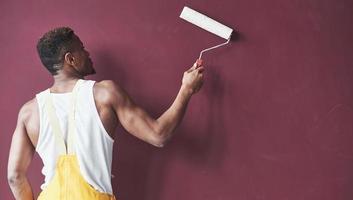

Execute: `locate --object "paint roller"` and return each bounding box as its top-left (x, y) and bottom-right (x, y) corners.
top-left (180, 6), bottom-right (233, 65)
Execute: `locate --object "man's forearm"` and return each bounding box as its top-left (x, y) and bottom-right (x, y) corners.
top-left (8, 175), bottom-right (34, 200)
top-left (156, 84), bottom-right (193, 144)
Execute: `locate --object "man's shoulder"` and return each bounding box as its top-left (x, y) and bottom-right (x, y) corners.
top-left (18, 98), bottom-right (37, 124)
top-left (92, 80), bottom-right (126, 104)
top-left (94, 80), bottom-right (117, 90)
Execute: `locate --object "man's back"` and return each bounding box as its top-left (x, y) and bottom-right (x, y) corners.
top-left (34, 79), bottom-right (115, 194)
top-left (22, 80), bottom-right (118, 148)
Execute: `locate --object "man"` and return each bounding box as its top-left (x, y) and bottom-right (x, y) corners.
top-left (7, 27), bottom-right (204, 200)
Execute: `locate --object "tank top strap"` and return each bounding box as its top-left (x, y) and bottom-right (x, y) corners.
top-left (67, 79), bottom-right (84, 154)
top-left (43, 79), bottom-right (84, 155)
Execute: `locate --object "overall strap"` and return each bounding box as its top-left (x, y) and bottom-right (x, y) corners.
top-left (44, 79), bottom-right (84, 155)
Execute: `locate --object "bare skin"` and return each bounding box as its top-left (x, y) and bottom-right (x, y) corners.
top-left (7, 34), bottom-right (204, 200)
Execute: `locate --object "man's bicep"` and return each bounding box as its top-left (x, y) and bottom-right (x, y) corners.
top-left (109, 82), bottom-right (162, 147)
top-left (8, 109), bottom-right (35, 178)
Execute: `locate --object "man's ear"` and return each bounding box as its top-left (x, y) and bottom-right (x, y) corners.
top-left (64, 52), bottom-right (75, 66)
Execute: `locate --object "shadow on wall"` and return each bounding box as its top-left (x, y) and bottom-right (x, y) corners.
top-left (132, 65), bottom-right (229, 200)
top-left (92, 49), bottom-right (128, 85)
top-left (173, 64), bottom-right (228, 166)
top-left (92, 34), bottom-right (238, 199)
top-left (93, 49), bottom-right (157, 199)
top-left (176, 31), bottom-right (242, 170)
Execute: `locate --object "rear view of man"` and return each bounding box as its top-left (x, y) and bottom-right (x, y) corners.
top-left (7, 27), bottom-right (204, 200)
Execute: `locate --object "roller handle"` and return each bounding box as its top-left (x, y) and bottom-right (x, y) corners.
top-left (196, 59), bottom-right (203, 67)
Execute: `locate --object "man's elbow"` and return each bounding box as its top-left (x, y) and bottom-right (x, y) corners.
top-left (154, 142), bottom-right (165, 148)
top-left (152, 136), bottom-right (166, 148)
top-left (151, 132), bottom-right (169, 148)
top-left (7, 171), bottom-right (24, 187)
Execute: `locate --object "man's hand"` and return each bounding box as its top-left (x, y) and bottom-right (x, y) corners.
top-left (182, 60), bottom-right (205, 95)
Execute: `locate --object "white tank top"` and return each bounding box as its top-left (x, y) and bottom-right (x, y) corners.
top-left (35, 79), bottom-right (115, 194)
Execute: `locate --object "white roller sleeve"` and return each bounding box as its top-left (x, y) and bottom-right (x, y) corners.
top-left (180, 6), bottom-right (233, 40)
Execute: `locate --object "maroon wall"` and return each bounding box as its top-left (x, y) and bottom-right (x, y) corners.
top-left (1, 0), bottom-right (353, 199)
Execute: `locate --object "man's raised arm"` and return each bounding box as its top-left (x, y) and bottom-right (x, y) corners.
top-left (103, 61), bottom-right (204, 148)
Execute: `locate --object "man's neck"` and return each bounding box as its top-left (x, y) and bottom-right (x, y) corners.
top-left (50, 74), bottom-right (85, 93)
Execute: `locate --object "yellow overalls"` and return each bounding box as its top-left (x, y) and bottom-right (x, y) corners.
top-left (37, 79), bottom-right (116, 200)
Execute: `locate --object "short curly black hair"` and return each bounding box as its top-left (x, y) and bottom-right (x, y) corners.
top-left (36, 27), bottom-right (76, 75)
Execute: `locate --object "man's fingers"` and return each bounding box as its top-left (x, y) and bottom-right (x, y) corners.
top-left (191, 62), bottom-right (198, 70)
top-left (197, 66), bottom-right (205, 73)
top-left (198, 73), bottom-right (204, 80)
top-left (192, 67), bottom-right (204, 76)
top-left (186, 60), bottom-right (204, 73)
top-left (186, 63), bottom-right (197, 73)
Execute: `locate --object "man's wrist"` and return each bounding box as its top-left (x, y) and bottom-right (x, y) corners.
top-left (180, 84), bottom-right (193, 98)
